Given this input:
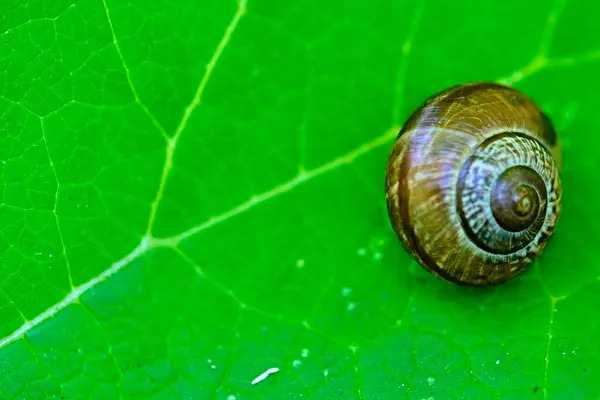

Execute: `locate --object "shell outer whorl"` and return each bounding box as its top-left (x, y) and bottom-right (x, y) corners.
top-left (385, 82), bottom-right (562, 286)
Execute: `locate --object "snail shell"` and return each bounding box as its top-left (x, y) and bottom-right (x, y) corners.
top-left (385, 82), bottom-right (562, 286)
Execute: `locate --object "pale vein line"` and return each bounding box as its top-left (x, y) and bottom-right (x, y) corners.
top-left (499, 48), bottom-right (600, 89)
top-left (176, 247), bottom-right (248, 307)
top-left (181, 240), bottom-right (347, 348)
top-left (0, 120), bottom-right (398, 350)
top-left (2, 1), bottom-right (590, 360)
top-left (213, 312), bottom-right (243, 392)
top-left (391, 0), bottom-right (426, 125)
top-left (0, 0), bottom-right (395, 350)
top-left (41, 118), bottom-right (74, 289)
top-left (77, 300), bottom-right (124, 382)
top-left (548, 50), bottom-right (600, 68)
top-left (179, 242), bottom-right (347, 349)
top-left (543, 296), bottom-right (560, 400)
top-left (393, 291), bottom-right (415, 328)
top-left (538, 0), bottom-right (568, 57)
top-left (152, 125), bottom-right (400, 246)
top-left (101, 0), bottom-right (169, 141)
top-left (349, 346), bottom-right (364, 400)
top-left (0, 0), bottom-right (252, 350)
top-left (0, 286), bottom-right (27, 323)
top-left (4, 1), bottom-right (80, 34)
top-left (553, 273), bottom-right (600, 302)
top-left (144, 0), bottom-right (248, 236)
top-left (0, 238), bottom-right (150, 350)
top-left (497, 0), bottom-right (568, 86)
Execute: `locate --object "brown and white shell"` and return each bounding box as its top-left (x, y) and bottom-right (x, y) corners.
top-left (385, 82), bottom-right (562, 286)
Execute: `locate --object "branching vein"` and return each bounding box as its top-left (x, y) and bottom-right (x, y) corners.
top-left (0, 238), bottom-right (150, 349)
top-left (496, 0), bottom-right (599, 86)
top-left (538, 0), bottom-right (568, 57)
top-left (40, 119), bottom-right (74, 289)
top-left (152, 125), bottom-right (400, 246)
top-left (391, 0), bottom-right (426, 125)
top-left (101, 0), bottom-right (169, 141)
top-left (144, 0), bottom-right (248, 236)
top-left (0, 0), bottom-right (249, 350)
top-left (5, 7), bottom-right (596, 393)
top-left (0, 121), bottom-right (398, 350)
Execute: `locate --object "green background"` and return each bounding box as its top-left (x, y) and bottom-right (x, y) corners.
top-left (0, 0), bottom-right (598, 398)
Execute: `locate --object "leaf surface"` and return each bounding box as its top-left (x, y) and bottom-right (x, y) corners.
top-left (0, 0), bottom-right (598, 398)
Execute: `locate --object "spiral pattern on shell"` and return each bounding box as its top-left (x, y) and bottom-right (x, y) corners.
top-left (385, 82), bottom-right (562, 286)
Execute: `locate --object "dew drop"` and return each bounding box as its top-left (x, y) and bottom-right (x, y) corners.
top-left (300, 348), bottom-right (309, 358)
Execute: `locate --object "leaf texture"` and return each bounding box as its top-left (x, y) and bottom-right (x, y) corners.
top-left (0, 0), bottom-right (598, 398)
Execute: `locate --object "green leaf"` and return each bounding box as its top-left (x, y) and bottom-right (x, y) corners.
top-left (0, 0), bottom-right (597, 398)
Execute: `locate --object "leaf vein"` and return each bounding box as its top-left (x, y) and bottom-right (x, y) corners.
top-left (0, 238), bottom-right (150, 350)
top-left (101, 0), bottom-right (170, 141)
top-left (153, 125), bottom-right (400, 245)
top-left (144, 0), bottom-right (248, 236)
top-left (391, 0), bottom-right (426, 125)
top-left (543, 296), bottom-right (560, 399)
top-left (40, 118), bottom-right (74, 289)
top-left (0, 122), bottom-right (397, 350)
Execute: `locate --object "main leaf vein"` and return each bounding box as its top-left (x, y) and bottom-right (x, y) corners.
top-left (0, 121), bottom-right (399, 350)
top-left (144, 0), bottom-right (248, 236)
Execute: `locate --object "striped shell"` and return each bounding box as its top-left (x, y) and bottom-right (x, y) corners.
top-left (385, 82), bottom-right (562, 286)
